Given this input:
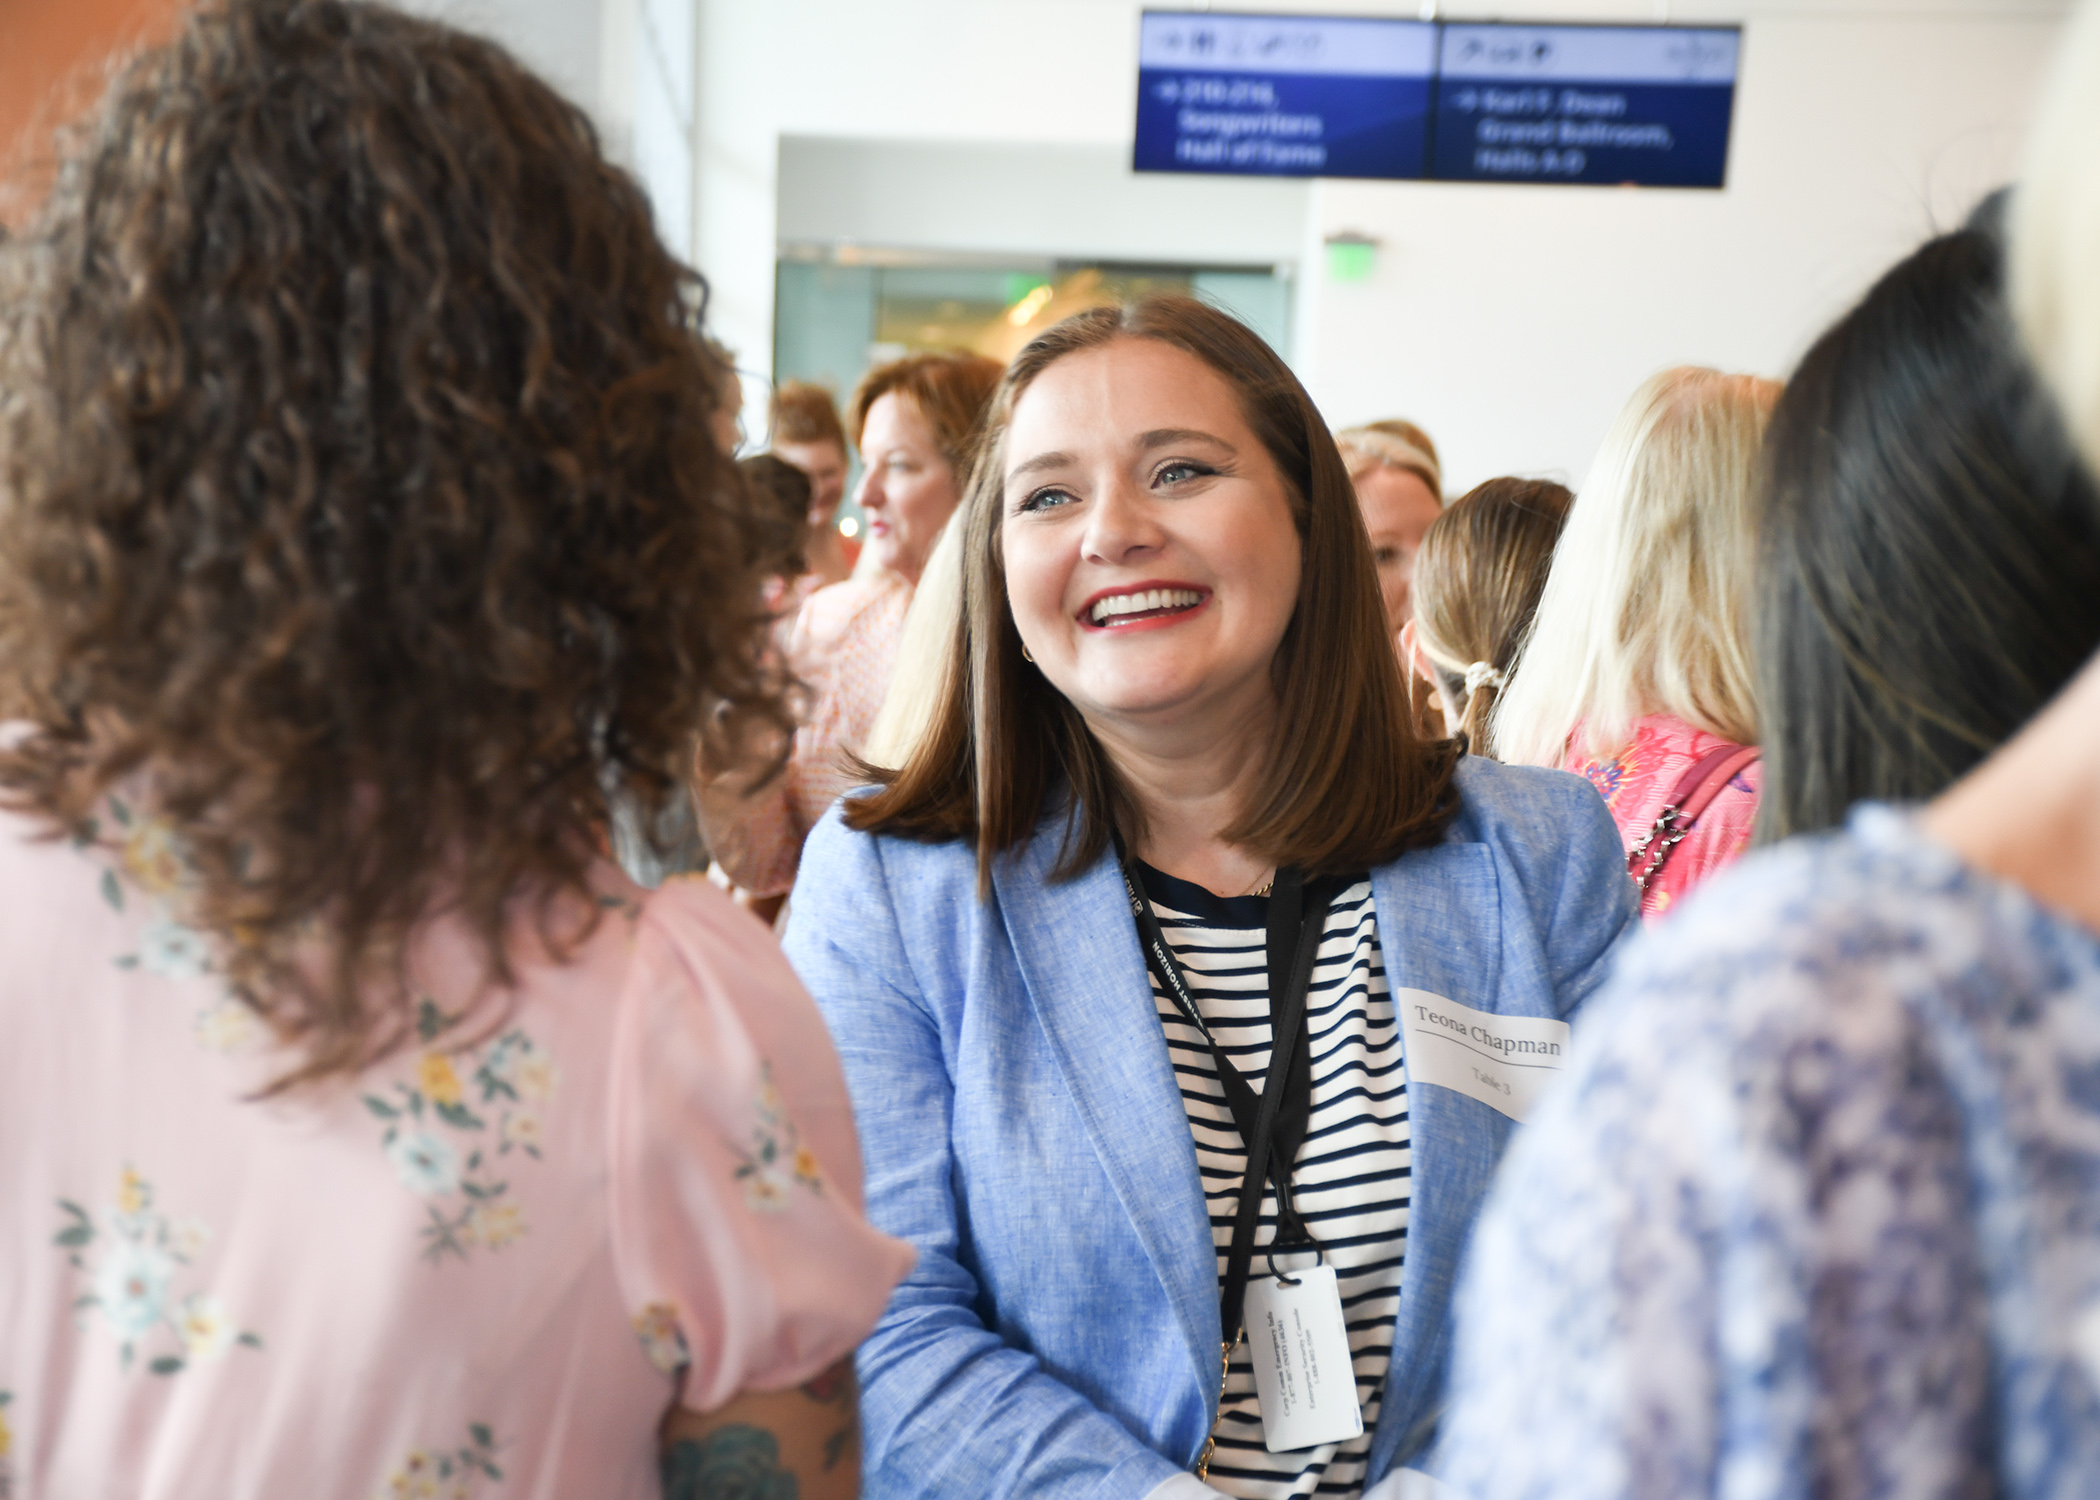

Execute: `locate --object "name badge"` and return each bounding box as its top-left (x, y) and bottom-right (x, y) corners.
top-left (1244, 1265), bottom-right (1363, 1452)
top-left (1394, 989), bottom-right (1572, 1122)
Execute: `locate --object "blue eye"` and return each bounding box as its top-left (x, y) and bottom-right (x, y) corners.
top-left (1019, 486), bottom-right (1077, 515)
top-left (1156, 460), bottom-right (1215, 486)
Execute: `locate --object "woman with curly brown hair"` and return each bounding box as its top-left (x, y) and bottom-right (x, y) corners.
top-left (0, 2), bottom-right (909, 1496)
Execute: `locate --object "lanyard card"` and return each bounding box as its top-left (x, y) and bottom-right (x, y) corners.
top-left (1244, 1265), bottom-right (1363, 1452)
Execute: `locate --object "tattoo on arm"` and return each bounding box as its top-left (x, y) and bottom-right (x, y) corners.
top-left (799, 1363), bottom-right (857, 1473)
top-left (659, 1356), bottom-right (859, 1500)
top-left (661, 1424), bottom-right (799, 1500)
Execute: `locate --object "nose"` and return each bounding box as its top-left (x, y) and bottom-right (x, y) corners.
top-left (856, 465), bottom-right (886, 512)
top-left (1079, 476), bottom-right (1166, 566)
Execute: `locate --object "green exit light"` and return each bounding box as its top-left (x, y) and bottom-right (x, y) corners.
top-left (1325, 239), bottom-right (1377, 283)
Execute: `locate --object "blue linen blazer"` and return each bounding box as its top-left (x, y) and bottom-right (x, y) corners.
top-left (784, 756), bottom-right (1638, 1500)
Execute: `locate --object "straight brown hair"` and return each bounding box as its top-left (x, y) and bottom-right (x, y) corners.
top-left (847, 296), bottom-right (1461, 891)
top-left (1412, 478), bottom-right (1574, 759)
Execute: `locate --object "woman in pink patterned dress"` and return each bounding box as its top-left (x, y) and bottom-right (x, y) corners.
top-left (0, 4), bottom-right (911, 1497)
top-left (1494, 368), bottom-right (1780, 920)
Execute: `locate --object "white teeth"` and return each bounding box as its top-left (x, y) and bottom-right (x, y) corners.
top-left (1088, 588), bottom-right (1202, 624)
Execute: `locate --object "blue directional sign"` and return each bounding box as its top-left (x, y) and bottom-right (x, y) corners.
top-left (1134, 13), bottom-right (1741, 189)
top-left (1134, 13), bottom-right (1437, 180)
top-left (1431, 24), bottom-right (1740, 188)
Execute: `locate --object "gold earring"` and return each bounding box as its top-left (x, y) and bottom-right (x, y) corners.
top-left (1021, 643), bottom-right (1035, 663)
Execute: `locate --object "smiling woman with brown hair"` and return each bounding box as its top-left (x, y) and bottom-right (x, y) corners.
top-left (0, 1), bottom-right (910, 1494)
top-left (783, 295), bottom-right (1637, 1500)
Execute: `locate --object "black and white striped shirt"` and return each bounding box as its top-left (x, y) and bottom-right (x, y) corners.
top-left (1136, 863), bottom-right (1410, 1500)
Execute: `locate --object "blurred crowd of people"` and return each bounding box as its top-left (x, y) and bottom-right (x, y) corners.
top-left (7, 1), bottom-right (2100, 1498)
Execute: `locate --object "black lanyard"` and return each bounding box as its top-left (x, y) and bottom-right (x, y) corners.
top-left (1115, 837), bottom-right (1347, 1341)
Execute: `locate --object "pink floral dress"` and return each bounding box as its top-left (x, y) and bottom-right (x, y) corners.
top-left (1562, 714), bottom-right (1763, 922)
top-left (0, 793), bottom-right (913, 1499)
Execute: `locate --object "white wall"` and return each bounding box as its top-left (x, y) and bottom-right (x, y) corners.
top-left (376, 0), bottom-right (2072, 489)
top-left (777, 137), bottom-right (1308, 269)
top-left (686, 0), bottom-right (2069, 490)
top-left (392, 0), bottom-right (603, 121)
top-left (692, 0), bottom-right (1180, 423)
top-left (1300, 12), bottom-right (2065, 492)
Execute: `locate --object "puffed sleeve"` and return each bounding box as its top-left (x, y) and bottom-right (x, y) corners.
top-left (608, 876), bottom-right (916, 1410)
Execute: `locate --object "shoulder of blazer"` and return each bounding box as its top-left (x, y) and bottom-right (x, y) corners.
top-left (798, 794), bottom-right (979, 898)
top-left (1442, 754), bottom-right (1607, 850)
top-left (794, 795), bottom-right (1086, 1000)
top-left (1381, 756), bottom-right (1624, 929)
top-left (798, 790), bottom-right (1092, 909)
top-left (1437, 757), bottom-right (1619, 884)
top-left (1425, 754), bottom-right (1635, 994)
top-left (790, 798), bottom-right (986, 993)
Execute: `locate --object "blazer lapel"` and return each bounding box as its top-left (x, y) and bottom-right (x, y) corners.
top-left (1365, 838), bottom-right (1506, 1479)
top-left (992, 822), bottom-right (1223, 1435)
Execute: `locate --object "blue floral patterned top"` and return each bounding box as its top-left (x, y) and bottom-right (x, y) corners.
top-left (1436, 804), bottom-right (2100, 1500)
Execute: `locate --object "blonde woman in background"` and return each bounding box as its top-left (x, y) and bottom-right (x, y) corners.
top-left (1494, 367), bottom-right (1780, 920)
top-left (1399, 478), bottom-right (1572, 759)
top-left (1334, 420), bottom-right (1444, 636)
top-left (861, 511), bottom-right (965, 769)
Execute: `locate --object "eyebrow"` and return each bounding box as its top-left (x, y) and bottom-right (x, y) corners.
top-left (1003, 428), bottom-right (1237, 485)
top-left (1007, 449), bottom-right (1074, 482)
top-left (1136, 427), bottom-right (1235, 454)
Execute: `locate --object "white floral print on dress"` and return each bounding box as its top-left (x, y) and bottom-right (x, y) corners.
top-left (733, 1066), bottom-right (826, 1213)
top-left (373, 1424), bottom-right (502, 1500)
top-left (631, 1302), bottom-right (691, 1375)
top-left (362, 1000), bottom-right (554, 1264)
top-left (53, 1166), bottom-right (262, 1375)
top-left (192, 996), bottom-right (264, 1054)
top-left (85, 796), bottom-right (266, 1056)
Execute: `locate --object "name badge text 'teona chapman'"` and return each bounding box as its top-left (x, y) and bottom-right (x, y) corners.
top-left (1392, 989), bottom-right (1572, 1122)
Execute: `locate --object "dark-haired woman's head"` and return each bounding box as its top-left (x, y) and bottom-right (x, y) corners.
top-left (738, 453), bottom-right (814, 578)
top-left (0, 0), bottom-right (786, 1084)
top-left (1404, 478), bottom-right (1573, 760)
top-left (849, 295), bottom-right (1458, 889)
top-left (1756, 221), bottom-right (2100, 841)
